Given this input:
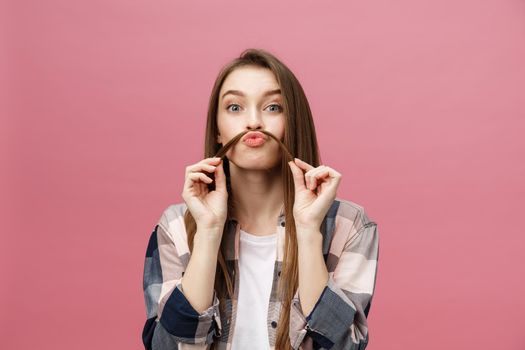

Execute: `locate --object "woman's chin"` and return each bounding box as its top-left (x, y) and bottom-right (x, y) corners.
top-left (229, 157), bottom-right (281, 171)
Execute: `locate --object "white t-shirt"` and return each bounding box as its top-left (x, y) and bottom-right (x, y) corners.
top-left (231, 229), bottom-right (278, 350)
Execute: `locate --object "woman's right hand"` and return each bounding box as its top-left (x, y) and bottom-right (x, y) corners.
top-left (181, 157), bottom-right (228, 233)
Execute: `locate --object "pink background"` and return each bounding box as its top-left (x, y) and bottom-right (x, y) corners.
top-left (3, 0), bottom-right (525, 349)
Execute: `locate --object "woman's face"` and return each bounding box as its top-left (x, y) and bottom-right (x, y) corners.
top-left (217, 65), bottom-right (285, 171)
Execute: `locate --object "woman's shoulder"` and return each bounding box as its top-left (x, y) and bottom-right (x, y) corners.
top-left (157, 201), bottom-right (188, 226)
top-left (154, 201), bottom-right (189, 248)
top-left (333, 197), bottom-right (377, 237)
top-left (158, 199), bottom-right (375, 230)
top-left (153, 199), bottom-right (376, 246)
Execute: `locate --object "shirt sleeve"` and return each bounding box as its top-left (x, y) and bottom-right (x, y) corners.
top-left (142, 220), bottom-right (222, 350)
top-left (289, 220), bottom-right (380, 350)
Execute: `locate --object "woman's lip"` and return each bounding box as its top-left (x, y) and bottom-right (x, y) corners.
top-left (242, 131), bottom-right (267, 141)
top-left (243, 137), bottom-right (266, 147)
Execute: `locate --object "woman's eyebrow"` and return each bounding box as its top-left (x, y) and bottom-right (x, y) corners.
top-left (221, 88), bottom-right (281, 100)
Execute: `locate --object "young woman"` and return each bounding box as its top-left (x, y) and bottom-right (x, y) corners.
top-left (142, 49), bottom-right (380, 350)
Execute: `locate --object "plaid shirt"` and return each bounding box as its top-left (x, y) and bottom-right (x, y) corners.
top-left (142, 198), bottom-right (379, 350)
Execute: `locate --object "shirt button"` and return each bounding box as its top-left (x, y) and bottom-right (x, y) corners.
top-left (280, 221), bottom-right (285, 227)
top-left (271, 321), bottom-right (277, 328)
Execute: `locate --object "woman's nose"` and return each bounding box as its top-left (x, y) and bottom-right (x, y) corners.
top-left (246, 109), bottom-right (264, 129)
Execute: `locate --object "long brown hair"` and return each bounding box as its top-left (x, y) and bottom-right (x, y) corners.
top-left (183, 48), bottom-right (321, 349)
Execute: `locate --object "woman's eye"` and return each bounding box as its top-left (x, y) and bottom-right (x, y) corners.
top-left (226, 103), bottom-right (282, 113)
top-left (226, 104), bottom-right (241, 112)
top-left (266, 104), bottom-right (283, 112)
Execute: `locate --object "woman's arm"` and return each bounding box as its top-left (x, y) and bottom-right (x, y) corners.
top-left (142, 207), bottom-right (222, 349)
top-left (289, 220), bottom-right (380, 349)
top-left (296, 231), bottom-right (330, 317)
top-left (181, 228), bottom-right (222, 313)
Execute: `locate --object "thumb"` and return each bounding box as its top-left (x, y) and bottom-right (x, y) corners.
top-left (288, 160), bottom-right (306, 191)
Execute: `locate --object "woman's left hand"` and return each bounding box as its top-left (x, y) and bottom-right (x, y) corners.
top-left (287, 158), bottom-right (342, 238)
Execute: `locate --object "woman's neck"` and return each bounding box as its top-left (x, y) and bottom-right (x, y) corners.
top-left (229, 164), bottom-right (284, 230)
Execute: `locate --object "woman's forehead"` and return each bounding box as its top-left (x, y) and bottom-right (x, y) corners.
top-left (220, 67), bottom-right (280, 98)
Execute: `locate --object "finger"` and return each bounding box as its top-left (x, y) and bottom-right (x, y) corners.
top-left (308, 167), bottom-right (331, 190)
top-left (192, 164), bottom-right (217, 174)
top-left (294, 159), bottom-right (316, 189)
top-left (293, 158), bottom-right (315, 172)
top-left (204, 156), bottom-right (222, 163)
top-left (214, 160), bottom-right (226, 192)
top-left (312, 167), bottom-right (341, 191)
top-left (304, 165), bottom-right (328, 190)
top-left (308, 166), bottom-right (340, 179)
top-left (188, 172), bottom-right (213, 185)
top-left (183, 173), bottom-right (204, 198)
top-left (186, 157), bottom-right (222, 175)
top-left (287, 160), bottom-right (307, 191)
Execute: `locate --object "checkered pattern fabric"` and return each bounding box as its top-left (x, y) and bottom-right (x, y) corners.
top-left (142, 198), bottom-right (379, 350)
